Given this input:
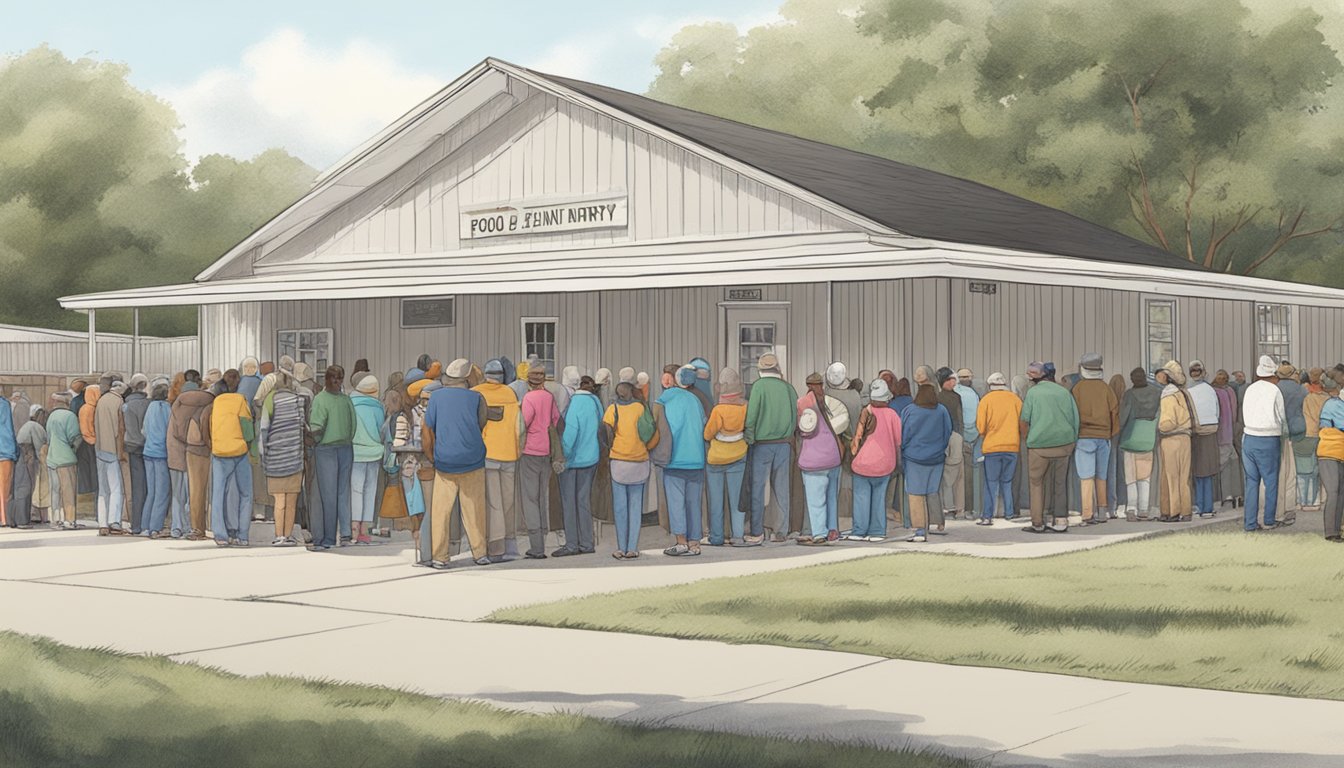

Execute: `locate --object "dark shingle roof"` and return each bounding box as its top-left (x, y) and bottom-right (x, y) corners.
top-left (534, 69), bottom-right (1198, 271)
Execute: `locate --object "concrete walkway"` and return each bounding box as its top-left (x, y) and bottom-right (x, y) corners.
top-left (2, 513), bottom-right (1340, 767)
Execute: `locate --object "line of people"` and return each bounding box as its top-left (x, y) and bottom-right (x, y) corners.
top-left (2, 350), bottom-right (1340, 554)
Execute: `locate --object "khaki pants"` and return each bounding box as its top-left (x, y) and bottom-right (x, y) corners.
top-left (1276, 436), bottom-right (1298, 519)
top-left (186, 452), bottom-right (211, 535)
top-left (942, 432), bottom-right (964, 512)
top-left (485, 463), bottom-right (517, 558)
top-left (0, 460), bottom-right (12, 525)
top-left (432, 469), bottom-right (487, 562)
top-left (1160, 436), bottom-right (1192, 519)
top-left (273, 492), bottom-right (297, 539)
top-left (1028, 444), bottom-right (1073, 527)
top-left (52, 465), bottom-right (77, 523)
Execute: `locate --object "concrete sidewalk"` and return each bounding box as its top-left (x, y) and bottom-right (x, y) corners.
top-left (2, 514), bottom-right (1339, 767)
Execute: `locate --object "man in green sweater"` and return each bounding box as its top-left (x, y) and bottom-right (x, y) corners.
top-left (1020, 361), bottom-right (1080, 533)
top-left (308, 365), bottom-right (357, 550)
top-left (745, 353), bottom-right (798, 543)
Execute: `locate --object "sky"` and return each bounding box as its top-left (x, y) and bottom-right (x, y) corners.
top-left (1, 0), bottom-right (781, 169)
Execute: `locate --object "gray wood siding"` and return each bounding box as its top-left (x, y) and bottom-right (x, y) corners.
top-left (1299, 306), bottom-right (1344, 367)
top-left (256, 76), bottom-right (849, 272)
top-left (832, 279), bottom-right (947, 381)
top-left (1175, 297), bottom-right (1255, 374)
top-left (0, 337), bottom-right (198, 376)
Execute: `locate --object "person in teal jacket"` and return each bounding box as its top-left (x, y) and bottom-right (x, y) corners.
top-left (657, 365), bottom-right (708, 556)
top-left (350, 375), bottom-right (386, 545)
top-left (745, 353), bottom-right (798, 543)
top-left (555, 375), bottom-right (603, 557)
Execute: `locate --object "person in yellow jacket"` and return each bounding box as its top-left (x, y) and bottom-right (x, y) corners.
top-left (703, 368), bottom-right (748, 545)
top-left (474, 358), bottom-right (524, 562)
top-left (603, 381), bottom-right (653, 558)
top-left (1315, 376), bottom-right (1344, 542)
top-left (205, 370), bottom-right (255, 546)
top-left (974, 372), bottom-right (1023, 524)
top-left (1156, 361), bottom-right (1193, 522)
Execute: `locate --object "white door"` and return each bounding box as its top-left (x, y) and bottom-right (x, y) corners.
top-left (722, 304), bottom-right (790, 396)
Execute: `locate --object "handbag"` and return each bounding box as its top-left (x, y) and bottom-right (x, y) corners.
top-left (379, 482), bottom-right (409, 519)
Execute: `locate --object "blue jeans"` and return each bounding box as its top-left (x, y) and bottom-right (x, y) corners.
top-left (314, 444), bottom-right (353, 547)
top-left (612, 482), bottom-right (645, 553)
top-left (210, 454), bottom-right (253, 542)
top-left (750, 443), bottom-right (792, 536)
top-left (802, 467), bottom-right (840, 539)
top-left (1298, 473), bottom-right (1319, 508)
top-left (1194, 476), bottom-right (1214, 514)
top-left (143, 457), bottom-right (170, 534)
top-left (1242, 435), bottom-right (1280, 530)
top-left (982, 452), bottom-right (1017, 520)
top-left (1074, 438), bottom-right (1111, 479)
top-left (95, 450), bottom-right (124, 529)
top-left (351, 460), bottom-right (380, 524)
top-left (706, 459), bottom-right (745, 544)
top-left (851, 474), bottom-right (890, 538)
top-left (663, 468), bottom-right (705, 541)
top-left (169, 468), bottom-right (189, 537)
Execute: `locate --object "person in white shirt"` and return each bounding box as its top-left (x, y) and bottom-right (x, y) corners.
top-left (1241, 355), bottom-right (1287, 532)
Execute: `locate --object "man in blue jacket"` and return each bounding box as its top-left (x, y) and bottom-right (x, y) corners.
top-left (555, 374), bottom-right (603, 556)
top-left (657, 365), bottom-right (709, 556)
top-left (423, 358), bottom-right (491, 569)
top-left (0, 394), bottom-right (16, 527)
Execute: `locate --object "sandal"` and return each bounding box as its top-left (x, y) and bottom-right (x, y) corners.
top-left (685, 546), bottom-right (702, 556)
top-left (663, 544), bottom-right (690, 556)
top-left (612, 551), bottom-right (626, 560)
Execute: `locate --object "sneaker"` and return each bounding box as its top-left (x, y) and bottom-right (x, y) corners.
top-left (339, 536), bottom-right (353, 547)
top-left (235, 540), bottom-right (249, 548)
top-left (865, 535), bottom-right (887, 542)
top-left (429, 560), bottom-right (451, 570)
top-left (411, 559), bottom-right (433, 567)
top-left (282, 537), bottom-right (299, 547)
top-left (271, 537), bottom-right (287, 547)
top-left (905, 534), bottom-right (928, 543)
top-left (1022, 525), bottom-right (1048, 534)
top-left (551, 547), bottom-right (579, 557)
top-left (975, 519), bottom-right (993, 526)
top-left (842, 533), bottom-right (867, 541)
top-left (474, 557), bottom-right (494, 566)
top-left (1048, 522), bottom-right (1069, 533)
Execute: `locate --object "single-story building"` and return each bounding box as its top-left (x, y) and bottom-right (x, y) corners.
top-left (60, 58), bottom-right (1344, 389)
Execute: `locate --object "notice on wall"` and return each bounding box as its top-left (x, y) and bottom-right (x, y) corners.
top-left (726, 287), bottom-right (764, 301)
top-left (968, 281), bottom-right (999, 295)
top-left (460, 195), bottom-right (628, 239)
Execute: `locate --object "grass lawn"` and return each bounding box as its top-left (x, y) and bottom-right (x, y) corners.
top-left (0, 632), bottom-right (969, 768)
top-left (492, 524), bottom-right (1344, 701)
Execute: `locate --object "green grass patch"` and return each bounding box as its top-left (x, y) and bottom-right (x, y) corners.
top-left (491, 525), bottom-right (1344, 700)
top-left (0, 631), bottom-right (968, 768)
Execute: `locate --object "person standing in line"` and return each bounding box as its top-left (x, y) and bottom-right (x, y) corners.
top-left (519, 360), bottom-right (561, 559)
top-left (556, 375), bottom-right (602, 557)
top-left (887, 375), bottom-right (913, 528)
top-left (0, 392), bottom-right (16, 528)
top-left (1212, 369), bottom-right (1243, 512)
top-left (955, 367), bottom-right (981, 520)
top-left (350, 374), bottom-right (385, 546)
top-left (1300, 369), bottom-right (1329, 514)
top-left (1118, 367), bottom-right (1160, 521)
top-left (308, 365), bottom-right (356, 551)
top-left (45, 393), bottom-right (81, 530)
top-left (1155, 361), bottom-right (1194, 523)
top-left (1106, 373), bottom-right (1128, 519)
top-left (170, 380), bottom-right (213, 539)
top-left (744, 353), bottom-right (798, 543)
top-left (1071, 354), bottom-right (1119, 526)
top-left (121, 374), bottom-right (151, 535)
top-left (258, 361), bottom-right (307, 547)
top-left (90, 380), bottom-right (130, 536)
top-left (204, 370), bottom-right (254, 547)
top-left (603, 381), bottom-right (652, 559)
top-left (848, 378), bottom-right (903, 541)
top-left (826, 362), bottom-right (863, 528)
top-left (140, 379), bottom-right (172, 538)
top-left (935, 367), bottom-right (965, 522)
top-left (1243, 356), bottom-right (1286, 531)
top-left (11, 404), bottom-right (48, 528)
top-left (796, 372), bottom-right (848, 546)
top-left (976, 372), bottom-right (1022, 525)
top-left (1315, 378), bottom-right (1344, 542)
top-left (393, 381), bottom-right (436, 563)
top-left (656, 365), bottom-right (709, 556)
top-left (1020, 362), bottom-right (1079, 534)
top-left (1185, 361), bottom-right (1222, 519)
top-left (897, 380), bottom-right (948, 543)
top-left (474, 359), bottom-right (523, 562)
top-left (1275, 362), bottom-right (1306, 525)
top-left (422, 359), bottom-right (491, 569)
top-left (704, 368), bottom-right (748, 546)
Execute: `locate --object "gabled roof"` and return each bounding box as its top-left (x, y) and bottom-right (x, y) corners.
top-left (532, 68), bottom-right (1198, 272)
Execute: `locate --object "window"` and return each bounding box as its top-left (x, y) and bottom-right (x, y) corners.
top-left (277, 328), bottom-right (332, 373)
top-left (1256, 303), bottom-right (1291, 362)
top-left (738, 322), bottom-right (776, 387)
top-left (400, 296), bottom-right (455, 328)
top-left (1144, 300), bottom-right (1175, 374)
top-left (520, 318), bottom-right (558, 378)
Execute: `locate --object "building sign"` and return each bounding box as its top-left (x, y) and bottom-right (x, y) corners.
top-left (460, 195), bottom-right (628, 239)
top-left (968, 281), bottom-right (999, 295)
top-left (726, 287), bottom-right (764, 301)
top-left (401, 296), bottom-right (455, 328)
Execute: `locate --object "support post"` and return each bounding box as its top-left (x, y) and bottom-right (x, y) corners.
top-left (87, 309), bottom-right (97, 374)
top-left (132, 307), bottom-right (141, 374)
top-left (197, 304), bottom-right (206, 372)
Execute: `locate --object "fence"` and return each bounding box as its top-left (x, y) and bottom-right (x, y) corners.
top-left (0, 334), bottom-right (198, 377)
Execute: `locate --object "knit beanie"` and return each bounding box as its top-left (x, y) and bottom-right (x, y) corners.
top-left (717, 367), bottom-right (744, 400)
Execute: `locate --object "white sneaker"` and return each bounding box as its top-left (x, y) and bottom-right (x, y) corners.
top-left (271, 537), bottom-right (287, 546)
top-left (906, 534), bottom-right (927, 543)
top-left (865, 535), bottom-right (887, 542)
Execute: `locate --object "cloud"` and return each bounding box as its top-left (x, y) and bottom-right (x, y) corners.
top-left (160, 29), bottom-right (443, 170)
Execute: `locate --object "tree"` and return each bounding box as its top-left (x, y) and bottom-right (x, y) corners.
top-left (650, 0), bottom-right (1344, 281)
top-left (0, 46), bottom-right (315, 337)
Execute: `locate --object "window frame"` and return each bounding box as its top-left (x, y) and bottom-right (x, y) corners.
top-left (519, 316), bottom-right (559, 380)
top-left (1143, 298), bottom-right (1177, 375)
top-left (276, 327), bottom-right (335, 374)
top-left (1254, 302), bottom-right (1293, 363)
